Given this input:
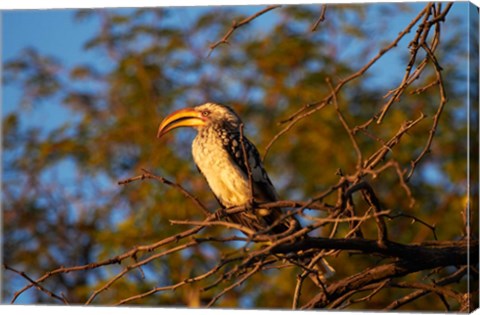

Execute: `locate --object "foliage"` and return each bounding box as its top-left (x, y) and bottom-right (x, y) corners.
top-left (2, 2), bottom-right (478, 310)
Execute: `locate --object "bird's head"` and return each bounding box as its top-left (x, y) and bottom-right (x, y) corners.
top-left (157, 103), bottom-right (242, 138)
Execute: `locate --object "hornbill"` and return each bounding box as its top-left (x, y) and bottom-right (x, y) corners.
top-left (157, 103), bottom-right (334, 280)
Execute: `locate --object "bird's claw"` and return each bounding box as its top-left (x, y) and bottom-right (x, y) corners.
top-left (215, 208), bottom-right (227, 220)
top-left (245, 198), bottom-right (258, 211)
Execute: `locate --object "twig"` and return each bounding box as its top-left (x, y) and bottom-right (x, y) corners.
top-left (10, 218), bottom-right (210, 304)
top-left (206, 260), bottom-right (264, 307)
top-left (362, 159), bottom-right (415, 208)
top-left (292, 251), bottom-right (329, 309)
top-left (263, 99), bottom-right (329, 161)
top-left (343, 181), bottom-right (388, 244)
top-left (299, 210), bottom-right (391, 226)
top-left (389, 281), bottom-right (463, 305)
top-left (208, 5), bottom-right (281, 56)
top-left (4, 264), bottom-right (69, 305)
top-left (327, 77), bottom-right (363, 170)
top-left (405, 43), bottom-right (447, 181)
top-left (384, 266), bottom-right (467, 310)
top-left (263, 3), bottom-right (431, 161)
top-left (338, 279), bottom-right (390, 309)
top-left (363, 112), bottom-right (427, 171)
top-left (376, 3), bottom-right (450, 124)
top-left (376, 3), bottom-right (435, 124)
top-left (387, 212), bottom-right (437, 240)
top-left (118, 168), bottom-right (211, 217)
top-left (170, 219), bottom-right (259, 238)
top-left (410, 79), bottom-right (439, 95)
top-left (86, 240), bottom-right (199, 304)
top-left (114, 259), bottom-right (234, 305)
top-left (310, 5), bottom-right (327, 32)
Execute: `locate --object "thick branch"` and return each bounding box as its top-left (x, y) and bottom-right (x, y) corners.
top-left (291, 238), bottom-right (476, 309)
top-left (273, 238), bottom-right (475, 264)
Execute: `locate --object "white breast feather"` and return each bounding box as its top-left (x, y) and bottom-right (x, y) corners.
top-left (192, 132), bottom-right (251, 207)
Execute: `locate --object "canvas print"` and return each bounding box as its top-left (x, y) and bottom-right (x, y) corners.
top-left (2, 1), bottom-right (479, 311)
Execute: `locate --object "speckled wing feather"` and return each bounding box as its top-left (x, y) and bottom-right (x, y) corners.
top-left (221, 131), bottom-right (278, 203)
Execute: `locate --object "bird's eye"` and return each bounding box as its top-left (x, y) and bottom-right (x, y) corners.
top-left (201, 110), bottom-right (210, 117)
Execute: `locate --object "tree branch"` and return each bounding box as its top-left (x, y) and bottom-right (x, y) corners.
top-left (208, 5), bottom-right (281, 56)
top-left (301, 238), bottom-right (475, 309)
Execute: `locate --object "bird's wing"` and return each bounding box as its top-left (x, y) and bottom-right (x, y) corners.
top-left (223, 133), bottom-right (279, 203)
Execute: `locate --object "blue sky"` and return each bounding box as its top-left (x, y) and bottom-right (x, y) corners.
top-left (3, 10), bottom-right (98, 64)
top-left (2, 10), bottom-right (100, 132)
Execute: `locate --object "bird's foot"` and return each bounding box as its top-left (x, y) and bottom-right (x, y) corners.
top-left (245, 198), bottom-right (258, 212)
top-left (214, 208), bottom-right (227, 220)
